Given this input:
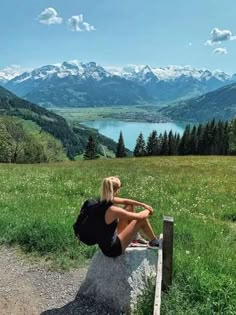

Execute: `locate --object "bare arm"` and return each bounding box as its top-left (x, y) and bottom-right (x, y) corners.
top-left (113, 197), bottom-right (154, 214)
top-left (106, 205), bottom-right (150, 223)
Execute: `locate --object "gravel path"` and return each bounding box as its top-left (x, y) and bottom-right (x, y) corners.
top-left (0, 246), bottom-right (118, 315)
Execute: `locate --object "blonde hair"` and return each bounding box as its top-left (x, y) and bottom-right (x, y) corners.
top-left (100, 176), bottom-right (121, 202)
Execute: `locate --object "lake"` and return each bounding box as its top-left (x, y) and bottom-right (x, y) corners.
top-left (81, 120), bottom-right (186, 150)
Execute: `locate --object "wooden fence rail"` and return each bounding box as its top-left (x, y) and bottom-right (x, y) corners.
top-left (153, 216), bottom-right (174, 315)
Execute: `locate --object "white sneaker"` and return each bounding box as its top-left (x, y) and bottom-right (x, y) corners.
top-left (134, 233), bottom-right (148, 245)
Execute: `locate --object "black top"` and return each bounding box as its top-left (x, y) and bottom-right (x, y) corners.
top-left (95, 199), bottom-right (118, 250)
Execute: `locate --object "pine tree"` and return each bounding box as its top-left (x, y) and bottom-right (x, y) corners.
top-left (157, 133), bottom-right (163, 155)
top-left (189, 125), bottom-right (197, 154)
top-left (223, 121), bottom-right (230, 155)
top-left (83, 135), bottom-right (99, 160)
top-left (133, 133), bottom-right (146, 157)
top-left (196, 123), bottom-right (203, 154)
top-left (146, 130), bottom-right (158, 156)
top-left (116, 131), bottom-right (127, 158)
top-left (229, 118), bottom-right (236, 155)
top-left (178, 125), bottom-right (191, 155)
top-left (174, 133), bottom-right (180, 155)
top-left (211, 124), bottom-right (218, 155)
top-left (168, 130), bottom-right (175, 155)
top-left (218, 120), bottom-right (225, 155)
top-left (198, 123), bottom-right (210, 155)
top-left (214, 121), bottom-right (221, 155)
top-left (161, 131), bottom-right (169, 155)
top-left (208, 119), bottom-right (216, 154)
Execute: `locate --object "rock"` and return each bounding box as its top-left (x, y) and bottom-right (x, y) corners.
top-left (77, 247), bottom-right (157, 314)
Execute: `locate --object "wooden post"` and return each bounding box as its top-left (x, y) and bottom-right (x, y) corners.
top-left (162, 216), bottom-right (174, 291)
top-left (153, 234), bottom-right (163, 315)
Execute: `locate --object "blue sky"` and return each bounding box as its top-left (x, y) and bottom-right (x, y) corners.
top-left (1, 0), bottom-right (236, 73)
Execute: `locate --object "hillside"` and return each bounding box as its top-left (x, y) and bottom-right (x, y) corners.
top-left (159, 83), bottom-right (236, 122)
top-left (0, 86), bottom-right (123, 158)
top-left (0, 86), bottom-right (80, 158)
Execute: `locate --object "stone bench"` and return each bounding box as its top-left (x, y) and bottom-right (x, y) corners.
top-left (77, 247), bottom-right (158, 314)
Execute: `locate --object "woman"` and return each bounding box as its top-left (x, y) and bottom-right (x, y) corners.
top-left (97, 176), bottom-right (159, 258)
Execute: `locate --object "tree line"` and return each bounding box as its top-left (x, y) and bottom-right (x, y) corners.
top-left (84, 117), bottom-right (236, 159)
top-left (129, 118), bottom-right (236, 157)
top-left (1, 116), bottom-right (235, 162)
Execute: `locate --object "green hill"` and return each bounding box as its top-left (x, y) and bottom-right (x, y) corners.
top-left (0, 86), bottom-right (124, 158)
top-left (0, 86), bottom-right (79, 158)
top-left (159, 83), bottom-right (236, 123)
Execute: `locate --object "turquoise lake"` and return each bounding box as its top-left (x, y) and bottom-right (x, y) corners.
top-left (81, 120), bottom-right (186, 151)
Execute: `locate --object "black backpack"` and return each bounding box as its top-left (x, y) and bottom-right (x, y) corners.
top-left (73, 198), bottom-right (102, 245)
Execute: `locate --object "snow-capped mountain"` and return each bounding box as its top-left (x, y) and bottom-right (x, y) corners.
top-left (4, 60), bottom-right (236, 107)
top-left (6, 61), bottom-right (149, 107)
top-left (13, 61), bottom-right (110, 83)
top-left (105, 64), bottom-right (234, 101)
top-left (0, 65), bottom-right (24, 85)
top-left (105, 64), bottom-right (231, 81)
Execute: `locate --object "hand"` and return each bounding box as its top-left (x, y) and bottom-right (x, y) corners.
top-left (143, 204), bottom-right (154, 215)
top-left (139, 209), bottom-right (150, 220)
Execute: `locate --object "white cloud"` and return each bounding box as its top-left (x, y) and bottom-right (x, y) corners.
top-left (205, 27), bottom-right (235, 45)
top-left (205, 40), bottom-right (213, 46)
top-left (83, 22), bottom-right (96, 32)
top-left (211, 28), bottom-right (231, 42)
top-left (37, 8), bottom-right (62, 25)
top-left (67, 15), bottom-right (83, 32)
top-left (67, 14), bottom-right (95, 32)
top-left (213, 47), bottom-right (228, 55)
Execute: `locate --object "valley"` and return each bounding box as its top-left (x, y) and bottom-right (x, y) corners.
top-left (51, 105), bottom-right (170, 123)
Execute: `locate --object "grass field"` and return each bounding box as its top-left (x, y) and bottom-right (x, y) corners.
top-left (50, 105), bottom-right (168, 123)
top-left (51, 106), bottom-right (136, 122)
top-left (0, 156), bottom-right (235, 314)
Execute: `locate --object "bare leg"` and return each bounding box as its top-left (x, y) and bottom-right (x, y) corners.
top-left (117, 205), bottom-right (157, 240)
top-left (141, 218), bottom-right (156, 240)
top-left (117, 205), bottom-right (134, 234)
top-left (118, 218), bottom-right (157, 253)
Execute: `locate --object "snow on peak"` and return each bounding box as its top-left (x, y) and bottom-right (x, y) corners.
top-left (0, 65), bottom-right (25, 82)
top-left (3, 60), bottom-right (233, 85)
top-left (106, 64), bottom-right (232, 82)
top-left (11, 60), bottom-right (111, 82)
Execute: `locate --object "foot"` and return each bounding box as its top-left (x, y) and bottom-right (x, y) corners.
top-left (134, 233), bottom-right (148, 245)
top-left (129, 233), bottom-right (148, 247)
top-left (148, 238), bottom-right (159, 248)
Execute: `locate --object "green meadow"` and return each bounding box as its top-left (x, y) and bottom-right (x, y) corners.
top-left (0, 156), bottom-right (235, 314)
top-left (51, 106), bottom-right (141, 122)
top-left (51, 105), bottom-right (166, 123)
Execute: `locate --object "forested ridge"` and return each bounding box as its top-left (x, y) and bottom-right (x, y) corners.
top-left (0, 86), bottom-right (124, 162)
top-left (159, 83), bottom-right (236, 123)
top-left (0, 86), bottom-right (79, 158)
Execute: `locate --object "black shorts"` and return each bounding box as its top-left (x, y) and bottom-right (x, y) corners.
top-left (99, 236), bottom-right (122, 258)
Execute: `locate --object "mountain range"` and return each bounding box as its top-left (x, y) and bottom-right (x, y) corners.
top-left (1, 60), bottom-right (236, 107)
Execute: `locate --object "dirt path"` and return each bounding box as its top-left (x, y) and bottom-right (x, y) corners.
top-left (0, 246), bottom-right (88, 315)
